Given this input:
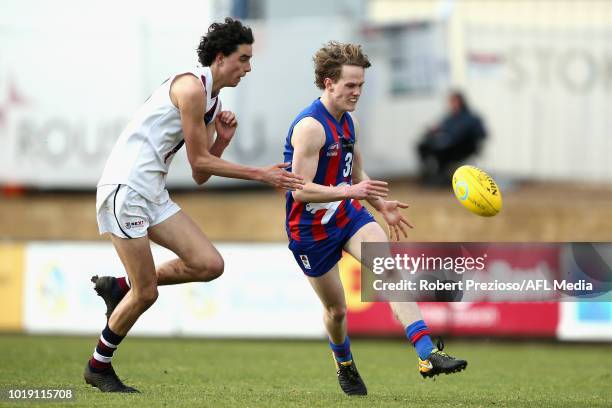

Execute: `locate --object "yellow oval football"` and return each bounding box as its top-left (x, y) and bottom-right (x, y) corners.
top-left (452, 165), bottom-right (502, 217)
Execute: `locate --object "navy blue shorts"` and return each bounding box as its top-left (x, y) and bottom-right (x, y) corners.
top-left (288, 208), bottom-right (375, 277)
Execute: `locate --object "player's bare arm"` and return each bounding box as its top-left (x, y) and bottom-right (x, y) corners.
top-left (171, 74), bottom-right (304, 190)
top-left (350, 115), bottom-right (413, 240)
top-left (291, 117), bottom-right (388, 203)
top-left (208, 110), bottom-right (238, 157)
top-left (195, 111), bottom-right (238, 184)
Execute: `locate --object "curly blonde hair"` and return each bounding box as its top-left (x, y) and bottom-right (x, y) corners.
top-left (313, 41), bottom-right (371, 89)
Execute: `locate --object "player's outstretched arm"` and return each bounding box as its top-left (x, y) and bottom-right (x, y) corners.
top-left (291, 117), bottom-right (388, 203)
top-left (172, 74), bottom-right (304, 190)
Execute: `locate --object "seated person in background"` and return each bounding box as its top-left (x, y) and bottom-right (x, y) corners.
top-left (417, 90), bottom-right (487, 185)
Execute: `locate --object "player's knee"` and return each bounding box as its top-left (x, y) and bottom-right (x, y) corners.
top-left (134, 286), bottom-right (159, 309)
top-left (189, 254), bottom-right (224, 282)
top-left (206, 256), bottom-right (224, 281)
top-left (325, 305), bottom-right (347, 323)
top-left (141, 287), bottom-right (159, 308)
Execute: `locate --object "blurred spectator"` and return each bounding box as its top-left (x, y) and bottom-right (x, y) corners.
top-left (417, 91), bottom-right (487, 186)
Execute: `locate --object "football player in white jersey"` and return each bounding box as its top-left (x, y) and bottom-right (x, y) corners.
top-left (84, 18), bottom-right (304, 393)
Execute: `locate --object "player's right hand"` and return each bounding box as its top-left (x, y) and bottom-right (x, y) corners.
top-left (347, 180), bottom-right (389, 200)
top-left (261, 163), bottom-right (306, 190)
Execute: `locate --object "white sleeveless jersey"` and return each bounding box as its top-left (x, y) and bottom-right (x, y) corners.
top-left (98, 66), bottom-right (221, 203)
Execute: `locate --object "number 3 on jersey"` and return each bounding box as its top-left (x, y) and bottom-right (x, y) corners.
top-left (343, 152), bottom-right (353, 178)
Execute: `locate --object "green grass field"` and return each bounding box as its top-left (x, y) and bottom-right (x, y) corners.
top-left (0, 334), bottom-right (610, 407)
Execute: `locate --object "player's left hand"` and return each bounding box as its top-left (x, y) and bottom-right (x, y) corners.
top-left (215, 111), bottom-right (238, 145)
top-left (380, 200), bottom-right (414, 241)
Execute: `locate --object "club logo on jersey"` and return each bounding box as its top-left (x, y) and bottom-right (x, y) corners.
top-left (326, 142), bottom-right (340, 157)
top-left (299, 255), bottom-right (312, 269)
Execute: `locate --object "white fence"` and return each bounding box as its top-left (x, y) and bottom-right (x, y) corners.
top-left (22, 242), bottom-right (324, 337)
top-left (1, 241), bottom-right (609, 340)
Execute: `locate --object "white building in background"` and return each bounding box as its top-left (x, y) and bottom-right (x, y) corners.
top-left (1, 1), bottom-right (611, 189)
top-left (369, 0), bottom-right (612, 181)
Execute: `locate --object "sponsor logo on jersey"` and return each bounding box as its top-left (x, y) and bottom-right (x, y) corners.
top-left (124, 220), bottom-right (145, 230)
top-left (327, 142), bottom-right (340, 157)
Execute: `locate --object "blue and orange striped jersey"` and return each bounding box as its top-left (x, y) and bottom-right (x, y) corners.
top-left (284, 98), bottom-right (365, 243)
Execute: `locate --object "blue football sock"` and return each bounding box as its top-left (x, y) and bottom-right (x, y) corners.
top-left (406, 320), bottom-right (434, 360)
top-left (329, 337), bottom-right (353, 363)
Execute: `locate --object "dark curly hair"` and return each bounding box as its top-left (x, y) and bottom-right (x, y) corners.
top-left (197, 18), bottom-right (254, 67)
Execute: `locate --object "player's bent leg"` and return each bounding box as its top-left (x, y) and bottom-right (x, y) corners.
top-left (344, 222), bottom-right (425, 322)
top-left (308, 266), bottom-right (367, 396)
top-left (344, 221), bottom-right (467, 378)
top-left (108, 235), bottom-right (159, 334)
top-left (85, 234), bottom-right (157, 393)
top-left (307, 266), bottom-right (347, 344)
top-left (148, 210), bottom-right (224, 285)
top-left (89, 211), bottom-right (223, 323)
